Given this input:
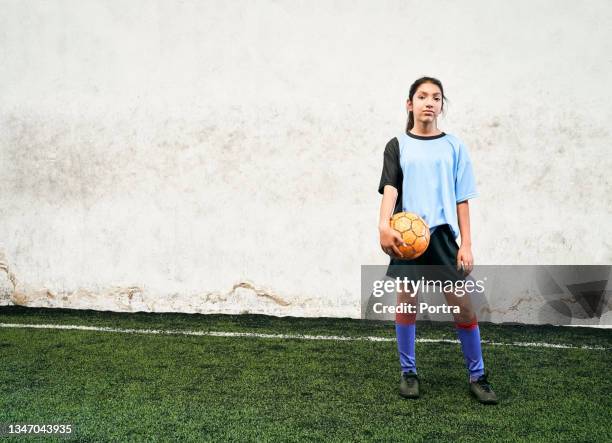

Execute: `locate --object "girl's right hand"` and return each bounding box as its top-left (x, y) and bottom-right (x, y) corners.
top-left (379, 225), bottom-right (406, 258)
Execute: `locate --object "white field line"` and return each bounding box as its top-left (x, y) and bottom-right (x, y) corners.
top-left (0, 322), bottom-right (609, 351)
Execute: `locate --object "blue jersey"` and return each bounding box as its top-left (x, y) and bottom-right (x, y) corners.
top-left (378, 131), bottom-right (478, 240)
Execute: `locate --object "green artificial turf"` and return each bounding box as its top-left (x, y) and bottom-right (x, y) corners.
top-left (0, 306), bottom-right (610, 442)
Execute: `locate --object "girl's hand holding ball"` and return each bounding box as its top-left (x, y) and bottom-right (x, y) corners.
top-left (379, 225), bottom-right (405, 258)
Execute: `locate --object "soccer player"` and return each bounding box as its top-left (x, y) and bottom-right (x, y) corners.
top-left (377, 76), bottom-right (498, 404)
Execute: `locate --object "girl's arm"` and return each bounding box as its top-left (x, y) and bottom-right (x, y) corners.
top-left (456, 201), bottom-right (472, 247)
top-left (379, 185), bottom-right (404, 257)
top-left (378, 185), bottom-right (398, 231)
top-left (456, 200), bottom-right (474, 273)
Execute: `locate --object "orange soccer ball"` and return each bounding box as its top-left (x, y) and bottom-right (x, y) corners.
top-left (390, 212), bottom-right (431, 260)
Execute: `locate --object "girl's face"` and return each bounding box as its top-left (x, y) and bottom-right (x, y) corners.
top-left (407, 82), bottom-right (443, 125)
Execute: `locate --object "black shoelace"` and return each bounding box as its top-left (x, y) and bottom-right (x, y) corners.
top-left (403, 373), bottom-right (418, 384)
top-left (476, 376), bottom-right (492, 393)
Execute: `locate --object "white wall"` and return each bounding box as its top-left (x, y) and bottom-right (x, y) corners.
top-left (1, 0), bottom-right (611, 324)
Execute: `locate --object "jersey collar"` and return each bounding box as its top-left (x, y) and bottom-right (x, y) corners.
top-left (406, 131), bottom-right (446, 140)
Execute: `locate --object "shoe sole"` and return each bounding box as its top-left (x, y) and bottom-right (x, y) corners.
top-left (399, 387), bottom-right (420, 399)
top-left (470, 390), bottom-right (498, 405)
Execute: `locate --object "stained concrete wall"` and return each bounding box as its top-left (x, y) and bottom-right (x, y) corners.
top-left (1, 1), bottom-right (611, 324)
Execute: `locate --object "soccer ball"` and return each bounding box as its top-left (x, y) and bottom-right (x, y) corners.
top-left (390, 212), bottom-right (430, 260)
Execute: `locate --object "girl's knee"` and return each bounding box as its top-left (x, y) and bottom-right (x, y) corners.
top-left (453, 311), bottom-right (477, 326)
top-left (396, 289), bottom-right (418, 324)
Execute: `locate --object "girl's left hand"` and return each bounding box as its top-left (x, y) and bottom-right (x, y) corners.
top-left (457, 245), bottom-right (474, 276)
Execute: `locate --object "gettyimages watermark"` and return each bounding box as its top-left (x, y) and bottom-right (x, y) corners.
top-left (372, 276), bottom-right (486, 297)
top-left (371, 275), bottom-right (487, 315)
top-left (361, 265), bottom-right (612, 326)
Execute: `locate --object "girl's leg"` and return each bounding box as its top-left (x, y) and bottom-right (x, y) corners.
top-left (396, 287), bottom-right (418, 374)
top-left (443, 289), bottom-right (485, 382)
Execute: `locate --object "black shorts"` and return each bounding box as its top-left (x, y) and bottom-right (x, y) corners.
top-left (385, 223), bottom-right (466, 282)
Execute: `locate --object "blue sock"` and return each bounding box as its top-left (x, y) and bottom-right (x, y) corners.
top-left (395, 323), bottom-right (416, 374)
top-left (456, 321), bottom-right (485, 381)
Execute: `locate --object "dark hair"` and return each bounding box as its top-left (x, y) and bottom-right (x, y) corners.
top-left (406, 76), bottom-right (448, 132)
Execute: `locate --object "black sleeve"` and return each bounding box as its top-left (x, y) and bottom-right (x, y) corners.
top-left (378, 138), bottom-right (402, 194)
top-left (378, 137), bottom-right (403, 215)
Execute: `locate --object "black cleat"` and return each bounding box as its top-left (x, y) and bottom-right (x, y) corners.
top-left (399, 371), bottom-right (420, 399)
top-left (469, 371), bottom-right (498, 405)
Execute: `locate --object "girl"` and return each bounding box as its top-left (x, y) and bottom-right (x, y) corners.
top-left (377, 76), bottom-right (498, 404)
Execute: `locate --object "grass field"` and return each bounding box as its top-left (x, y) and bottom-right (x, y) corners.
top-left (0, 306), bottom-right (610, 442)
